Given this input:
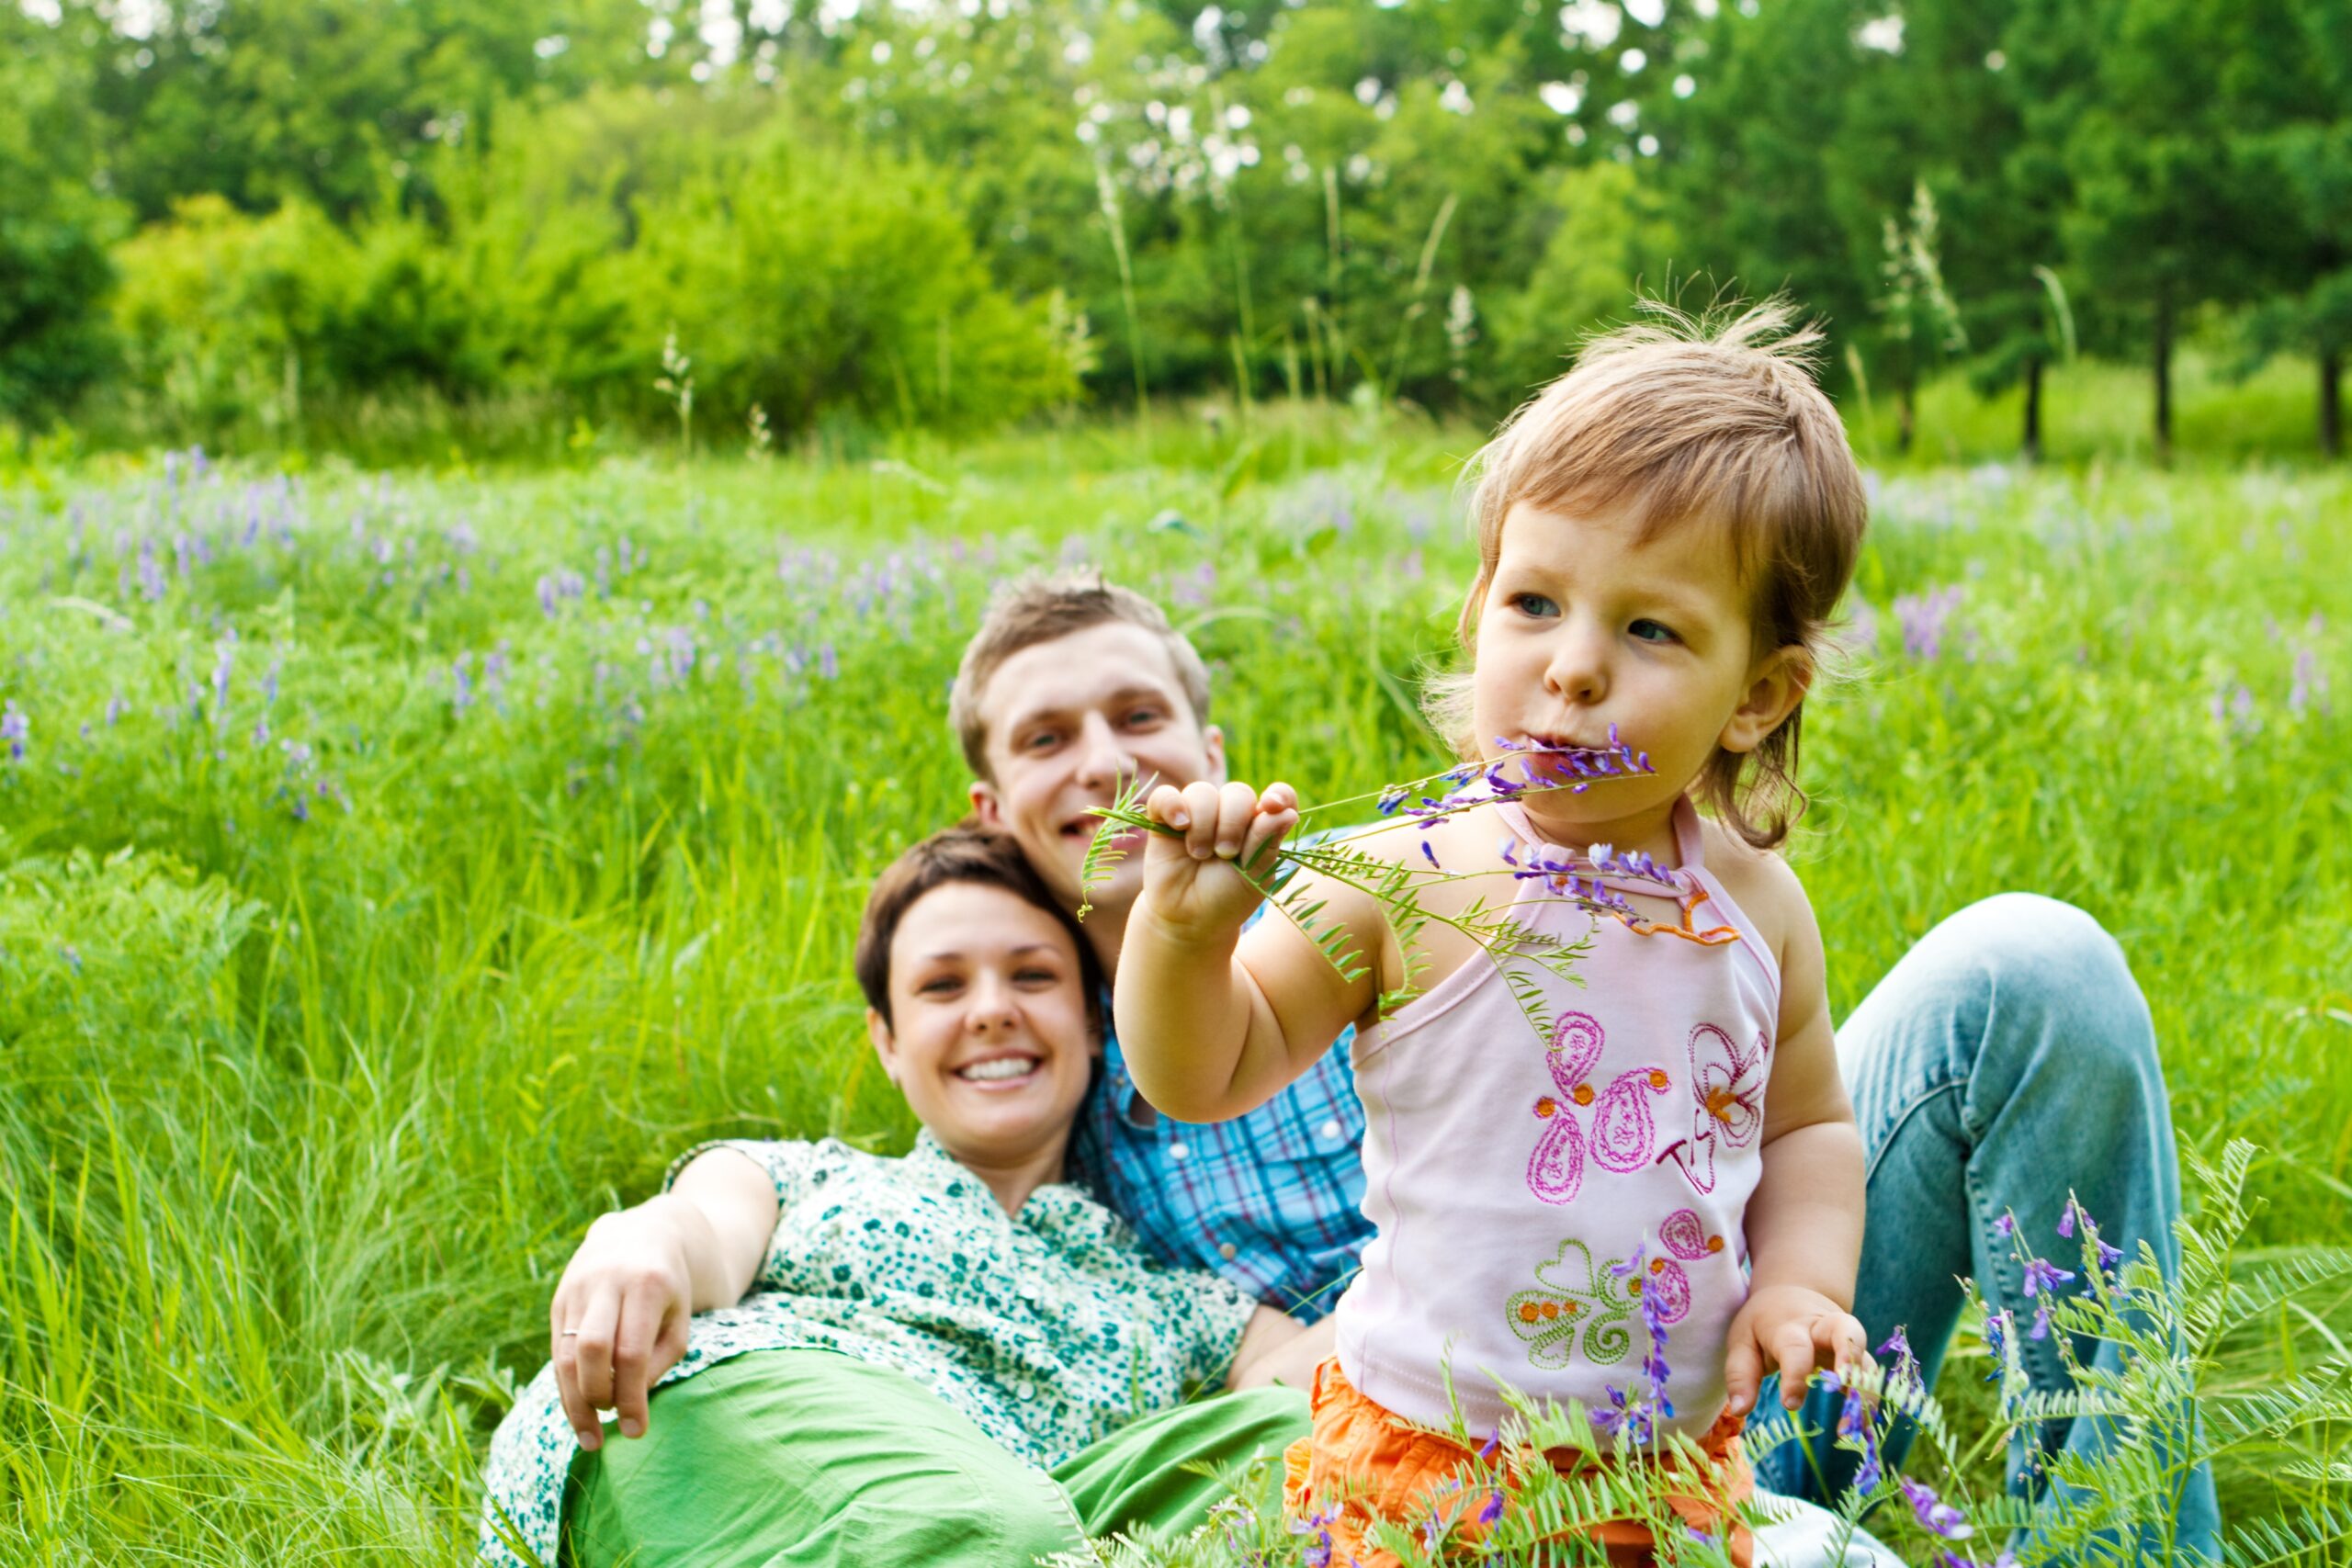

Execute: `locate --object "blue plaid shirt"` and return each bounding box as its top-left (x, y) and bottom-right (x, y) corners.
top-left (1067, 832), bottom-right (1374, 1322)
top-left (1068, 1016), bottom-right (1368, 1322)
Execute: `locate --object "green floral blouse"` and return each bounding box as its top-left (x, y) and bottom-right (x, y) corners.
top-left (478, 1132), bottom-right (1257, 1567)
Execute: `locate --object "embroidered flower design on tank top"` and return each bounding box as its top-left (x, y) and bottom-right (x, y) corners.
top-left (1526, 1010), bottom-right (1671, 1206)
top-left (1637, 1207), bottom-right (1730, 1325)
top-left (1504, 1237), bottom-right (1638, 1368)
top-left (1656, 1023), bottom-right (1770, 1196)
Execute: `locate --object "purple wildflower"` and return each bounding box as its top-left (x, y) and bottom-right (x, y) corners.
top-left (2057, 1200), bottom-right (2077, 1240)
top-left (0, 700), bottom-right (26, 762)
top-left (1992, 1213), bottom-right (2016, 1240)
top-left (2021, 1254), bottom-right (2075, 1339)
top-left (452, 654), bottom-right (474, 715)
top-left (1421, 840), bottom-right (1442, 870)
top-left (1893, 585), bottom-right (1964, 660)
top-left (1982, 1309), bottom-right (2010, 1373)
top-left (817, 643), bottom-right (839, 680)
top-left (59, 944), bottom-right (82, 974)
top-left (2096, 1237), bottom-right (2125, 1272)
top-left (1837, 1381), bottom-right (1884, 1492)
top-left (1898, 1477), bottom-right (1973, 1540)
top-left (1476, 1489), bottom-right (1505, 1528)
top-left (210, 634), bottom-right (235, 720)
top-left (2021, 1257), bottom-right (2075, 1299)
top-left (105, 692), bottom-right (126, 727)
top-left (1289, 1503), bottom-right (1340, 1568)
top-left (1876, 1326), bottom-right (1922, 1407)
top-left (1589, 1382), bottom-right (1649, 1445)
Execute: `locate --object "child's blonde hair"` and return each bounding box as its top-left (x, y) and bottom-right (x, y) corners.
top-left (1427, 299), bottom-right (1869, 850)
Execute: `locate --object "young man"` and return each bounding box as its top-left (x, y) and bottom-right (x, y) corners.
top-left (953, 579), bottom-right (1371, 1325)
top-left (955, 571), bottom-right (2218, 1552)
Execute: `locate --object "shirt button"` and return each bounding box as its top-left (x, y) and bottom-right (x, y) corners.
top-left (1016, 1380), bottom-right (1035, 1400)
top-left (1170, 1141), bottom-right (1190, 1161)
top-left (1219, 1242), bottom-right (1238, 1261)
top-left (1319, 1120), bottom-right (1343, 1140)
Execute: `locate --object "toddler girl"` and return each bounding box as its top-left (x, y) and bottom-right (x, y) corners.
top-left (1114, 303), bottom-right (1872, 1565)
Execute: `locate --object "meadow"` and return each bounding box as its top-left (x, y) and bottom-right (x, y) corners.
top-left (1, 413), bottom-right (2348, 1562)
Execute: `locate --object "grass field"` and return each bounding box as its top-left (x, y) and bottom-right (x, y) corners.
top-left (1, 416), bottom-right (2347, 1562)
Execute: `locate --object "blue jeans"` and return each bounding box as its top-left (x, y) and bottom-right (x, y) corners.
top-left (1748, 894), bottom-right (2220, 1562)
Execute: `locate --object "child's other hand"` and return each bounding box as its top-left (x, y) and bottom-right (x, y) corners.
top-left (1722, 1283), bottom-right (1869, 1417)
top-left (1142, 779), bottom-right (1298, 936)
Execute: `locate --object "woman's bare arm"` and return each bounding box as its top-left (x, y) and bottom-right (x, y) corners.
top-left (548, 1146), bottom-right (780, 1449)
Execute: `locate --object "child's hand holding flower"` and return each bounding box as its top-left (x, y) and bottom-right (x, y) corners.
top-left (1722, 1282), bottom-right (1870, 1416)
top-left (1140, 779), bottom-right (1300, 936)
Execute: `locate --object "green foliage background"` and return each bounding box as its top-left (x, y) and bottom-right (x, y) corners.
top-left (3, 0), bottom-right (2348, 460)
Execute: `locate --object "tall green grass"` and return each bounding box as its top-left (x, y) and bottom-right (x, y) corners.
top-left (0, 427), bottom-right (2346, 1561)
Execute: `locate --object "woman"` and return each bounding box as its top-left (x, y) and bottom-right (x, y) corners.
top-left (479, 826), bottom-right (1329, 1567)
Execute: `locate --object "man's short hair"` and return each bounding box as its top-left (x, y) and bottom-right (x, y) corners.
top-left (1428, 298), bottom-right (1870, 849)
top-left (949, 572), bottom-right (1213, 782)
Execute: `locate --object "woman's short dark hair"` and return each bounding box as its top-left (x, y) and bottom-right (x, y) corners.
top-left (853, 824), bottom-right (1106, 1037)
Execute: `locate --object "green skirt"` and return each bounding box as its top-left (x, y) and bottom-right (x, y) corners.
top-left (561, 1349), bottom-right (1310, 1567)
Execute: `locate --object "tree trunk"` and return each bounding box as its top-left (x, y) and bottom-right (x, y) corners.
top-left (2324, 348), bottom-right (2343, 461)
top-left (2022, 355), bottom-right (2043, 464)
top-left (2152, 287), bottom-right (2174, 466)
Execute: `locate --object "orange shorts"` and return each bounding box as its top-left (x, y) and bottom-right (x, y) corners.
top-left (1282, 1359), bottom-right (1754, 1568)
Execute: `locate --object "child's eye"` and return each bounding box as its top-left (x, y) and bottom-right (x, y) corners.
top-left (1021, 729), bottom-right (1061, 753)
top-left (1014, 967), bottom-right (1060, 986)
top-left (918, 975), bottom-right (965, 996)
top-left (1122, 707), bottom-right (1163, 728)
top-left (1511, 592), bottom-right (1559, 618)
top-left (1629, 619), bottom-right (1679, 644)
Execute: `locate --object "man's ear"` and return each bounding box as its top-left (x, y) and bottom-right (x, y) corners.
top-left (1719, 646), bottom-right (1814, 756)
top-left (1203, 723), bottom-right (1228, 784)
top-left (968, 777), bottom-right (1002, 826)
top-left (865, 1006), bottom-right (899, 1084)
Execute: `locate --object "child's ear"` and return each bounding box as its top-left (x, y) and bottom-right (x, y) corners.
top-left (1719, 646), bottom-right (1814, 756)
top-left (865, 1006), bottom-right (900, 1084)
top-left (968, 778), bottom-right (1002, 826)
top-left (1203, 723), bottom-right (1228, 784)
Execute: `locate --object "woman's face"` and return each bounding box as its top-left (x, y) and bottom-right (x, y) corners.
top-left (868, 881), bottom-right (1098, 1174)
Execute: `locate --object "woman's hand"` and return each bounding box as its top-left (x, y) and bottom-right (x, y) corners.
top-left (1228, 1306), bottom-right (1336, 1392)
top-left (549, 1195), bottom-right (702, 1450)
top-left (546, 1146), bottom-right (782, 1450)
top-left (1722, 1282), bottom-right (1868, 1417)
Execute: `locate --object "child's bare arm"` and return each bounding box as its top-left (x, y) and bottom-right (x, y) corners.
top-left (1115, 780), bottom-right (1385, 1122)
top-left (1720, 859), bottom-right (1869, 1415)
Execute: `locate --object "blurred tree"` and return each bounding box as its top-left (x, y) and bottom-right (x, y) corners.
top-left (59, 0), bottom-right (673, 224)
top-left (1845, 0), bottom-right (2082, 459)
top-left (2062, 0), bottom-right (2301, 461)
top-left (1646, 0), bottom-right (1875, 376)
top-left (0, 5), bottom-right (122, 424)
top-left (2241, 0), bottom-right (2351, 457)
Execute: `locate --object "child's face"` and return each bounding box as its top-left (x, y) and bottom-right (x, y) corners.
top-left (868, 881), bottom-right (1099, 1172)
top-left (1472, 497), bottom-right (1805, 840)
top-left (968, 621), bottom-right (1225, 921)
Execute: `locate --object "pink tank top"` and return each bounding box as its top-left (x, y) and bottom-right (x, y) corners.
top-left (1334, 795), bottom-right (1781, 1441)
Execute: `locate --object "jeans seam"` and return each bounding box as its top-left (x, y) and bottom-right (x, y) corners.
top-left (1860, 1075), bottom-right (1964, 1189)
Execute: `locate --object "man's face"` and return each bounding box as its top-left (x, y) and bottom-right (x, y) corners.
top-left (968, 621), bottom-right (1223, 922)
